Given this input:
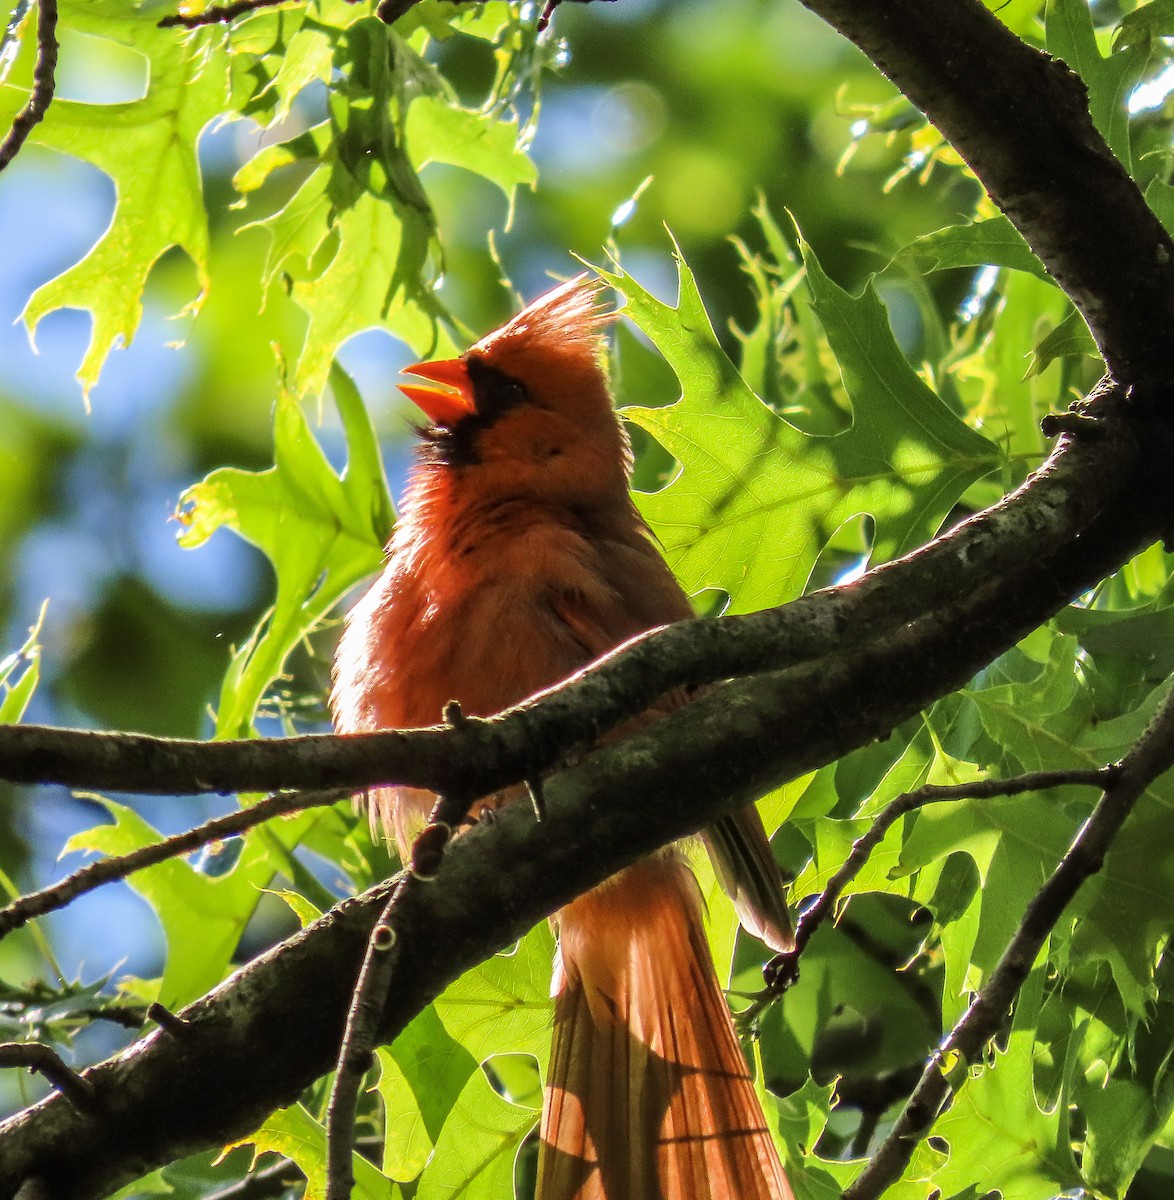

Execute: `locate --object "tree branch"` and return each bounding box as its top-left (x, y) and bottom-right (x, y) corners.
top-left (157, 0), bottom-right (291, 29)
top-left (798, 0), bottom-right (1174, 387)
top-left (843, 678), bottom-right (1174, 1200)
top-left (0, 383), bottom-right (1165, 808)
top-left (752, 767), bottom-right (1112, 1011)
top-left (325, 890), bottom-right (403, 1200)
top-left (0, 789), bottom-right (349, 942)
top-left (0, 0), bottom-right (57, 173)
top-left (0, 1043), bottom-right (93, 1111)
top-left (325, 767), bottom-right (475, 1200)
top-left (0, 378), bottom-right (1168, 1196)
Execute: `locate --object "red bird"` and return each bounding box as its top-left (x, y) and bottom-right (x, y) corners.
top-left (332, 276), bottom-right (795, 1200)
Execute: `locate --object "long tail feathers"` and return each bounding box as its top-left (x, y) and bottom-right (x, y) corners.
top-left (537, 857), bottom-right (794, 1200)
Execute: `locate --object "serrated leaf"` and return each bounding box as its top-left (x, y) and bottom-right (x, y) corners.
top-left (63, 798), bottom-right (325, 1007)
top-left (772, 1075), bottom-right (835, 1158)
top-left (601, 235), bottom-right (999, 612)
top-left (976, 272), bottom-right (1076, 470)
top-left (1114, 0), bottom-right (1174, 48)
top-left (9, 4), bottom-right (232, 397)
top-left (178, 363), bottom-right (392, 737)
top-left (1027, 306), bottom-right (1098, 377)
top-left (1145, 177), bottom-right (1174, 237)
top-left (406, 95), bottom-right (537, 199)
top-left (1047, 0), bottom-right (1147, 171)
top-left (231, 1102), bottom-right (399, 1199)
top-left (771, 1074), bottom-right (853, 1200)
top-left (896, 216), bottom-right (1052, 283)
top-left (0, 603), bottom-right (44, 724)
top-left (272, 888), bottom-right (324, 928)
top-left (229, 11), bottom-right (533, 395)
top-left (906, 971), bottom-right (1078, 1200)
top-left (291, 189), bottom-right (457, 396)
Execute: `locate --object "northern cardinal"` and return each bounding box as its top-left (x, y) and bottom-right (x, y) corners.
top-left (332, 276), bottom-right (795, 1200)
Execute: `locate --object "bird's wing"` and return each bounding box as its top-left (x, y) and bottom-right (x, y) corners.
top-left (548, 563), bottom-right (793, 954)
top-left (701, 809), bottom-right (794, 953)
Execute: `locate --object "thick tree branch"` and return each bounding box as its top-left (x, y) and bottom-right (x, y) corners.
top-left (0, 384), bottom-right (1165, 806)
top-left (799, 0), bottom-right (1174, 387)
top-left (0, 382), bottom-right (1169, 1197)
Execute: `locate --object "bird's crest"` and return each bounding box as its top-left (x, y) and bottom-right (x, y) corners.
top-left (474, 273), bottom-right (612, 365)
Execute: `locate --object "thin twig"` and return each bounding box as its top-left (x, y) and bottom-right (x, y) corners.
top-left (0, 788), bottom-right (348, 942)
top-left (157, 0), bottom-right (291, 30)
top-left (324, 883), bottom-right (404, 1200)
top-left (147, 1003), bottom-right (193, 1036)
top-left (844, 687), bottom-right (1174, 1200)
top-left (325, 789), bottom-right (474, 1200)
top-left (0, 0), bottom-right (57, 173)
top-left (74, 1003), bottom-right (147, 1030)
top-left (205, 1155), bottom-right (303, 1200)
top-left (775, 767), bottom-right (1112, 976)
top-left (0, 1042), bottom-right (94, 1109)
top-left (745, 767), bottom-right (1112, 1026)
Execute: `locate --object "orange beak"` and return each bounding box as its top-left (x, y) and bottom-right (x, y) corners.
top-left (399, 357), bottom-right (476, 427)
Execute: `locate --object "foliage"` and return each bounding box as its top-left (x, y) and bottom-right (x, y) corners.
top-left (3, 0), bottom-right (1174, 1198)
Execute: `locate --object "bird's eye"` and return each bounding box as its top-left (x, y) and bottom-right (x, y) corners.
top-left (502, 378), bottom-right (527, 405)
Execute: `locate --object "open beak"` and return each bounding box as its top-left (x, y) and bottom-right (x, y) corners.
top-left (399, 357), bottom-right (475, 427)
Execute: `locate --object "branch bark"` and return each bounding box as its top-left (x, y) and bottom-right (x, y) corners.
top-left (0, 0), bottom-right (57, 173)
top-left (5, 0), bottom-right (1174, 1196)
top-left (797, 0), bottom-right (1174, 386)
top-left (844, 679), bottom-right (1174, 1200)
top-left (0, 383), bottom-right (1168, 1197)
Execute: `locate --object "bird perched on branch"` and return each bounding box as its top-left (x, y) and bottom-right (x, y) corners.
top-left (332, 275), bottom-right (795, 1200)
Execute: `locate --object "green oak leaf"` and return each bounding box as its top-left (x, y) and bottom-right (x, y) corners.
top-left (6, 1), bottom-right (232, 398)
top-left (290, 187), bottom-right (456, 396)
top-left (1047, 0), bottom-right (1149, 172)
top-left (1027, 307), bottom-right (1098, 379)
top-left (406, 94), bottom-right (538, 200)
top-left (0, 603), bottom-right (43, 724)
top-left (905, 971), bottom-right (1078, 1200)
top-left (895, 216), bottom-right (1052, 284)
top-left (602, 235), bottom-right (1000, 613)
top-left (434, 923), bottom-right (556, 1071)
top-left (376, 1005), bottom-right (479, 1182)
top-left (378, 927), bottom-right (550, 1186)
top-left (178, 362), bottom-right (392, 737)
top-left (64, 798), bottom-right (328, 1008)
top-left (230, 1102), bottom-right (399, 1198)
top-left (1114, 0), bottom-right (1174, 48)
top-left (231, 12), bottom-right (531, 395)
top-left (415, 1068), bottom-right (536, 1200)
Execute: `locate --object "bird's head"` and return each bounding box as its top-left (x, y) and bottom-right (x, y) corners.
top-left (399, 275), bottom-right (631, 507)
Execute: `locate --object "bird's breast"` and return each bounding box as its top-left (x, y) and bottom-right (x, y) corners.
top-left (335, 505), bottom-right (627, 734)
